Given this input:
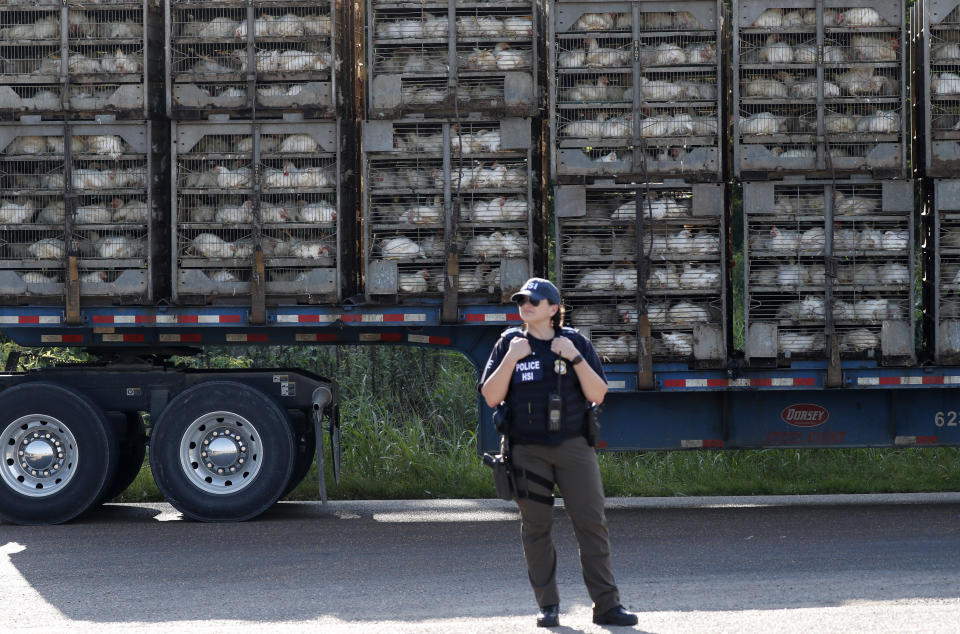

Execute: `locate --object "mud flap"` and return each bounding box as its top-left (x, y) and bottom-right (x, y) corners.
top-left (313, 403), bottom-right (342, 504)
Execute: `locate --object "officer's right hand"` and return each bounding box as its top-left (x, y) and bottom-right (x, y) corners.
top-left (506, 337), bottom-right (531, 362)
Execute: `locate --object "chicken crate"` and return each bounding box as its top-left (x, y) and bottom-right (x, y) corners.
top-left (171, 117), bottom-right (344, 305)
top-left (927, 179), bottom-right (960, 362)
top-left (366, 0), bottom-right (545, 119)
top-left (915, 0), bottom-right (960, 177)
top-left (554, 181), bottom-right (727, 366)
top-left (0, 118), bottom-right (166, 305)
top-left (165, 0), bottom-right (342, 119)
top-left (361, 117), bottom-right (542, 302)
top-left (733, 0), bottom-right (908, 180)
top-left (549, 0), bottom-right (724, 183)
top-left (0, 1), bottom-right (162, 120)
top-left (743, 178), bottom-right (915, 366)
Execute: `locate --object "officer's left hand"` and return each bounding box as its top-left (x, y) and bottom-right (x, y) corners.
top-left (551, 336), bottom-right (579, 362)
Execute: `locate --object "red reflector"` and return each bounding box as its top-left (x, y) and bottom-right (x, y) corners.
top-left (879, 377), bottom-right (900, 385)
top-left (464, 314), bottom-right (484, 322)
top-left (383, 314), bottom-right (404, 322)
top-left (125, 334), bottom-right (145, 343)
top-left (316, 333), bottom-right (338, 342)
top-left (923, 376), bottom-right (945, 385)
top-left (381, 333), bottom-right (403, 342)
top-left (247, 333), bottom-right (269, 343)
top-left (595, 441), bottom-right (607, 449)
top-left (702, 439), bottom-right (724, 448)
top-left (178, 315), bottom-right (198, 324)
top-left (19, 315), bottom-right (39, 324)
top-left (663, 379), bottom-right (685, 388)
top-left (429, 336), bottom-right (451, 345)
top-left (752, 378), bottom-right (772, 387)
top-left (92, 315), bottom-right (112, 323)
top-left (62, 334), bottom-right (83, 343)
top-left (707, 379), bottom-right (729, 387)
top-left (299, 314), bottom-right (320, 323)
top-left (135, 315), bottom-right (155, 324)
top-left (341, 314), bottom-right (361, 323)
top-left (916, 436), bottom-right (938, 444)
top-left (181, 334), bottom-right (202, 343)
top-left (220, 315), bottom-right (242, 323)
top-left (794, 377), bottom-right (816, 386)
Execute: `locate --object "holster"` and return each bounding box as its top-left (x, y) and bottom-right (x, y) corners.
top-left (585, 403), bottom-right (602, 447)
top-left (482, 449), bottom-right (516, 501)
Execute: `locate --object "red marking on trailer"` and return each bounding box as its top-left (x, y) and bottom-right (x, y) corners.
top-left (0, 315), bottom-right (60, 325)
top-left (664, 378), bottom-right (816, 388)
top-left (464, 313), bottom-right (522, 322)
top-left (340, 314), bottom-right (362, 323)
top-left (681, 439), bottom-right (724, 448)
top-left (40, 334), bottom-right (82, 344)
top-left (226, 333), bottom-right (269, 343)
top-left (295, 333), bottom-right (340, 342)
top-left (896, 435), bottom-right (939, 446)
top-left (923, 376), bottom-right (945, 385)
top-left (595, 441), bottom-right (607, 449)
top-left (177, 315), bottom-right (199, 324)
top-left (781, 403), bottom-right (829, 427)
top-left (102, 333), bottom-right (145, 343)
top-left (408, 334), bottom-right (451, 345)
top-left (917, 436), bottom-right (938, 444)
top-left (159, 333), bottom-right (202, 343)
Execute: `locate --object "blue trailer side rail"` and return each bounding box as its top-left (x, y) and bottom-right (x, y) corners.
top-left (3, 305), bottom-right (960, 454)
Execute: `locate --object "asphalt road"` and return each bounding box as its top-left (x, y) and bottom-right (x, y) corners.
top-left (1, 496), bottom-right (959, 633)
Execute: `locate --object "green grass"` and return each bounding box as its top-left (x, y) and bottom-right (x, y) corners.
top-left (2, 342), bottom-right (951, 504)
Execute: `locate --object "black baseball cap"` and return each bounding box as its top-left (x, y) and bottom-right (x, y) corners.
top-left (511, 277), bottom-right (561, 304)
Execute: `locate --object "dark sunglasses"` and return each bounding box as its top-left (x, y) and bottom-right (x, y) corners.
top-left (515, 296), bottom-right (543, 307)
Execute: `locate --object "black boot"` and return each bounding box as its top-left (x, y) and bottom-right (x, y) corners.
top-left (593, 604), bottom-right (638, 626)
top-left (536, 604), bottom-right (560, 627)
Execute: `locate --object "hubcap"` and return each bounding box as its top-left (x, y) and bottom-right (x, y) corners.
top-left (179, 411), bottom-right (262, 495)
top-left (1, 415), bottom-right (79, 497)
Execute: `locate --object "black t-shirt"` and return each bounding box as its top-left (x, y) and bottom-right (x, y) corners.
top-left (478, 326), bottom-right (606, 444)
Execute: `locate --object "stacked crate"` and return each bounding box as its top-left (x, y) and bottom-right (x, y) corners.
top-left (735, 1), bottom-right (914, 365)
top-left (917, 1), bottom-right (960, 362)
top-left (0, 2), bottom-right (165, 306)
top-left (362, 0), bottom-right (545, 302)
top-left (166, 1), bottom-right (348, 305)
top-left (550, 1), bottom-right (727, 366)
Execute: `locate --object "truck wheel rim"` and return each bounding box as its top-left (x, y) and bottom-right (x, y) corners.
top-left (0, 415), bottom-right (79, 498)
top-left (179, 411), bottom-right (263, 495)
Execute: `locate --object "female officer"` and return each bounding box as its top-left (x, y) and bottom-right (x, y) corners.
top-left (479, 278), bottom-right (637, 628)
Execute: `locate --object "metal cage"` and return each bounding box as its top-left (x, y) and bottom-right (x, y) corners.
top-left (361, 117), bottom-right (542, 302)
top-left (171, 117), bottom-right (343, 305)
top-left (0, 118), bottom-right (166, 304)
top-left (743, 177), bottom-right (915, 365)
top-left (915, 0), bottom-right (960, 177)
top-left (555, 180), bottom-right (727, 366)
top-left (165, 0), bottom-right (341, 119)
top-left (0, 1), bottom-right (161, 120)
top-left (366, 0), bottom-right (545, 119)
top-left (733, 0), bottom-right (908, 179)
top-left (549, 0), bottom-right (724, 183)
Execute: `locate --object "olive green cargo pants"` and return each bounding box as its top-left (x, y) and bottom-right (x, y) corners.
top-left (511, 435), bottom-right (620, 614)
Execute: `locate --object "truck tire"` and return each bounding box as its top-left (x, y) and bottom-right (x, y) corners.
top-left (282, 410), bottom-right (316, 498)
top-left (150, 381), bottom-right (295, 522)
top-left (100, 412), bottom-right (147, 503)
top-left (0, 382), bottom-right (118, 525)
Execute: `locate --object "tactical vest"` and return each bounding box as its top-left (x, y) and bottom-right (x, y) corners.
top-left (502, 328), bottom-right (590, 445)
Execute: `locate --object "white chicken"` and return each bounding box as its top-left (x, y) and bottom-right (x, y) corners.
top-left (669, 301), bottom-right (710, 326)
top-left (214, 165), bottom-right (252, 189)
top-left (565, 77), bottom-right (613, 102)
top-left (759, 37), bottom-right (793, 64)
top-left (298, 201), bottom-right (336, 223)
top-left (933, 42), bottom-right (960, 61)
top-left (933, 72), bottom-right (960, 96)
top-left (191, 233), bottom-right (232, 258)
top-left (0, 199), bottom-right (35, 224)
top-left (661, 332), bottom-right (695, 356)
top-left (835, 193), bottom-right (878, 215)
top-left (493, 43), bottom-right (528, 70)
top-left (779, 332), bottom-right (825, 354)
top-left (576, 269), bottom-right (617, 290)
top-left (399, 269), bottom-right (430, 294)
top-left (35, 201), bottom-right (64, 224)
top-left (400, 198), bottom-right (443, 225)
top-left (87, 135), bottom-right (124, 159)
top-left (769, 226), bottom-right (800, 251)
top-left (877, 262), bottom-right (909, 285)
top-left (837, 8), bottom-right (885, 27)
top-left (834, 229), bottom-right (859, 251)
top-left (679, 263), bottom-right (720, 289)
top-left (856, 110), bottom-right (900, 134)
top-left (752, 9), bottom-right (782, 28)
top-left (649, 265), bottom-right (679, 288)
top-left (566, 236), bottom-right (602, 257)
top-left (558, 48), bottom-right (586, 69)
top-left (854, 298), bottom-right (890, 321)
top-left (593, 335), bottom-right (634, 361)
top-left (215, 200), bottom-right (254, 224)
top-left (799, 227), bottom-right (825, 254)
top-left (76, 204), bottom-right (112, 224)
top-left (572, 13), bottom-right (615, 31)
top-left (112, 199), bottom-right (149, 224)
top-left (851, 36), bottom-right (897, 62)
top-left (744, 78), bottom-right (789, 99)
top-left (289, 240), bottom-right (333, 260)
top-left (740, 112), bottom-right (786, 135)
top-left (650, 43), bottom-right (687, 66)
top-left (279, 134), bottom-right (318, 153)
top-left (584, 38), bottom-right (631, 67)
top-left (101, 49), bottom-right (141, 74)
top-left (881, 230), bottom-right (908, 251)
top-left (857, 228), bottom-right (885, 250)
top-left (777, 264), bottom-right (808, 288)
top-left (381, 236), bottom-right (422, 260)
top-left (5, 136), bottom-right (46, 155)
top-left (685, 43), bottom-right (716, 64)
top-left (614, 269), bottom-right (637, 291)
top-left (21, 272), bottom-right (58, 284)
top-left (96, 235), bottom-right (142, 259)
top-left (841, 328), bottom-right (879, 353)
